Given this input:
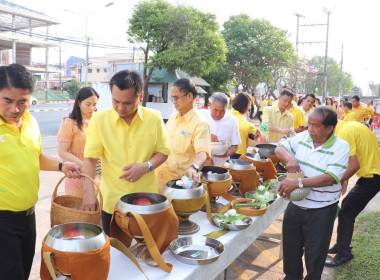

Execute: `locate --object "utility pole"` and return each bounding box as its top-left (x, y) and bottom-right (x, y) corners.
top-left (294, 13), bottom-right (305, 94)
top-left (339, 44), bottom-right (344, 99)
top-left (322, 9), bottom-right (331, 103)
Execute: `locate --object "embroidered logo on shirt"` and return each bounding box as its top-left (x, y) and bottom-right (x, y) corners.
top-left (181, 130), bottom-right (192, 138)
top-left (0, 136), bottom-right (5, 142)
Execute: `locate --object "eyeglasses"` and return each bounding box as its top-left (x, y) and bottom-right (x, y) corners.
top-left (170, 93), bottom-right (189, 102)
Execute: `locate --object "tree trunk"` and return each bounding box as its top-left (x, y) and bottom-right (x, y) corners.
top-left (142, 67), bottom-right (154, 107)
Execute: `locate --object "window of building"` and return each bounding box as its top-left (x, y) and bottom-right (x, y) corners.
top-left (88, 69), bottom-right (92, 73)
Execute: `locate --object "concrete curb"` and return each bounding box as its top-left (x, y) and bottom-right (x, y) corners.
top-left (29, 108), bottom-right (70, 113)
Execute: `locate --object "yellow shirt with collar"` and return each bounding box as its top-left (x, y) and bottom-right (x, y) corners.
top-left (336, 121), bottom-right (380, 178)
top-left (262, 104), bottom-right (294, 142)
top-left (84, 106), bottom-right (170, 214)
top-left (343, 110), bottom-right (357, 122)
top-left (267, 97), bottom-right (273, 106)
top-left (258, 99), bottom-right (267, 112)
top-left (288, 105), bottom-right (306, 130)
top-left (0, 111), bottom-right (42, 211)
top-left (352, 104), bottom-right (369, 122)
top-left (368, 105), bottom-right (375, 119)
top-left (251, 96), bottom-right (256, 106)
top-left (230, 109), bottom-right (257, 154)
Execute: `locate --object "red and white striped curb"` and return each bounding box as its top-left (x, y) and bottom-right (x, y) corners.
top-left (45, 100), bottom-right (74, 104)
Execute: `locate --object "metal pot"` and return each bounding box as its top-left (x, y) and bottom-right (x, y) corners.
top-left (201, 166), bottom-right (230, 181)
top-left (44, 223), bottom-right (107, 252)
top-left (117, 192), bottom-right (170, 214)
top-left (163, 180), bottom-right (204, 199)
top-left (224, 159), bottom-right (254, 170)
top-left (244, 153), bottom-right (270, 163)
top-left (256, 144), bottom-right (277, 156)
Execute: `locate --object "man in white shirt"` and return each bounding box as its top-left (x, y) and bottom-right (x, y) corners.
top-left (297, 93), bottom-right (316, 123)
top-left (199, 92), bottom-right (241, 166)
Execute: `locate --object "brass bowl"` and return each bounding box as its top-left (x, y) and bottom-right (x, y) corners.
top-left (163, 180), bottom-right (204, 199)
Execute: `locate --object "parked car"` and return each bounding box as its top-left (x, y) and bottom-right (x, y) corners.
top-left (31, 96), bottom-right (38, 105)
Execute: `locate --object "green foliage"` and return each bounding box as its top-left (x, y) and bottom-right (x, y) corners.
top-left (201, 61), bottom-right (233, 93)
top-left (66, 80), bottom-right (83, 99)
top-left (304, 56), bottom-right (353, 96)
top-left (222, 14), bottom-right (296, 93)
top-left (334, 212), bottom-right (380, 280)
top-left (128, 0), bottom-right (226, 105)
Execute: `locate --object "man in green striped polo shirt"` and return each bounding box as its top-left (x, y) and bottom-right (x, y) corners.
top-left (275, 106), bottom-right (349, 280)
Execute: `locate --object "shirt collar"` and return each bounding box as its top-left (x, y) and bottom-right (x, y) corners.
top-left (0, 111), bottom-right (31, 126)
top-left (175, 107), bottom-right (197, 122)
top-left (112, 106), bottom-right (144, 125)
top-left (274, 103), bottom-right (291, 116)
top-left (306, 132), bottom-right (337, 148)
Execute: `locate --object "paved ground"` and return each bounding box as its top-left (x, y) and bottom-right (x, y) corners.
top-left (28, 116), bottom-right (380, 279)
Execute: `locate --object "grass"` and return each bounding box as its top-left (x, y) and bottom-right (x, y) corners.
top-left (334, 211), bottom-right (380, 280)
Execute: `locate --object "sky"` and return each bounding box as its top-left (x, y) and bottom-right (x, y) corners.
top-left (10, 0), bottom-right (380, 94)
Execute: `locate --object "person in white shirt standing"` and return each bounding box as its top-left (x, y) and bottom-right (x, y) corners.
top-left (199, 92), bottom-right (241, 166)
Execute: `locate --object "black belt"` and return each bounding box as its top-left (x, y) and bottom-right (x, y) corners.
top-left (0, 206), bottom-right (35, 216)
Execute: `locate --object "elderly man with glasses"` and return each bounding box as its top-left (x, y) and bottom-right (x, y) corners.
top-left (155, 78), bottom-right (211, 193)
top-left (198, 92), bottom-right (241, 166)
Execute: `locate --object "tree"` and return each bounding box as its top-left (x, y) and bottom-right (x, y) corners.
top-left (66, 79), bottom-right (83, 99)
top-left (128, 0), bottom-right (226, 106)
top-left (304, 56), bottom-right (353, 96)
top-left (201, 61), bottom-right (234, 94)
top-left (222, 14), bottom-right (296, 94)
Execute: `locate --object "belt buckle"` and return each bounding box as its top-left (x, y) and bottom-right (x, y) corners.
top-left (26, 206), bottom-right (35, 216)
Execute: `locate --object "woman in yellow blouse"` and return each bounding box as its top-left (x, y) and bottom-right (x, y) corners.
top-left (230, 92), bottom-right (260, 159)
top-left (57, 87), bottom-right (99, 196)
top-left (325, 97), bottom-right (336, 111)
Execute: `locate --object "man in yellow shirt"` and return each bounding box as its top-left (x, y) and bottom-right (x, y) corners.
top-left (249, 94), bottom-right (256, 119)
top-left (0, 64), bottom-right (80, 279)
top-left (351, 95), bottom-right (368, 122)
top-left (262, 89), bottom-right (294, 142)
top-left (367, 100), bottom-right (375, 125)
top-left (155, 78), bottom-right (210, 192)
top-left (82, 70), bottom-right (170, 235)
top-left (297, 93), bottom-right (316, 122)
top-left (287, 98), bottom-right (306, 133)
top-left (257, 95), bottom-right (267, 123)
top-left (267, 96), bottom-right (273, 106)
top-left (325, 121), bottom-right (380, 267)
top-left (342, 102), bottom-right (357, 122)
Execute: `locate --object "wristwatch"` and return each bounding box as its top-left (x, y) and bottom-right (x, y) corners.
top-left (147, 161), bottom-right (154, 172)
top-left (58, 160), bottom-right (65, 172)
top-left (191, 164), bottom-right (200, 172)
top-left (298, 178), bottom-right (304, 188)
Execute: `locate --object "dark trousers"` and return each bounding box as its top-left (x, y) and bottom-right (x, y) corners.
top-left (257, 111), bottom-right (263, 123)
top-left (283, 202), bottom-right (337, 280)
top-left (249, 105), bottom-right (255, 119)
top-left (102, 210), bottom-right (113, 236)
top-left (337, 175), bottom-right (380, 257)
top-left (0, 213), bottom-right (36, 280)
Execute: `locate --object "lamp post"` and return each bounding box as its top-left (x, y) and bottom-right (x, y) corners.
top-left (63, 2), bottom-right (114, 86)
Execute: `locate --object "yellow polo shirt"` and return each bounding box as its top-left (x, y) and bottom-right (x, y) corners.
top-left (352, 104), bottom-right (369, 122)
top-left (0, 111), bottom-right (42, 211)
top-left (343, 110), bottom-right (357, 122)
top-left (84, 107), bottom-right (170, 213)
top-left (258, 99), bottom-right (267, 112)
top-left (288, 106), bottom-right (306, 130)
top-left (336, 121), bottom-right (380, 178)
top-left (262, 104), bottom-right (294, 142)
top-left (251, 96), bottom-right (256, 106)
top-left (230, 110), bottom-right (257, 154)
top-left (368, 105), bottom-right (375, 119)
top-left (267, 98), bottom-right (273, 106)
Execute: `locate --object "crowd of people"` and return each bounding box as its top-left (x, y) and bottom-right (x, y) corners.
top-left (0, 63), bottom-right (379, 280)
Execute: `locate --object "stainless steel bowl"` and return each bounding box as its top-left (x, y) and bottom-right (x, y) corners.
top-left (210, 140), bottom-right (229, 156)
top-left (117, 192), bottom-right (170, 214)
top-left (256, 144), bottom-right (277, 156)
top-left (244, 153), bottom-right (270, 162)
top-left (44, 223), bottom-right (107, 252)
top-left (163, 180), bottom-right (205, 199)
top-left (224, 159), bottom-right (254, 170)
top-left (201, 166), bottom-right (230, 181)
top-left (212, 214), bottom-right (252, 231)
top-left (170, 236), bottom-right (224, 265)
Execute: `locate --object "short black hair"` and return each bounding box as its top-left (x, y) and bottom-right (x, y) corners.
top-left (232, 92), bottom-right (251, 114)
top-left (0, 64), bottom-right (34, 92)
top-left (109, 70), bottom-right (143, 96)
top-left (280, 88), bottom-right (294, 98)
top-left (173, 78), bottom-right (198, 99)
top-left (343, 102), bottom-right (352, 109)
top-left (351, 95), bottom-right (360, 102)
top-left (304, 93), bottom-right (316, 100)
top-left (311, 106), bottom-right (337, 128)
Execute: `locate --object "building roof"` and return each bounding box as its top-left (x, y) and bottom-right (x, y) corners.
top-left (0, 0), bottom-right (59, 31)
top-left (175, 69), bottom-right (211, 86)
